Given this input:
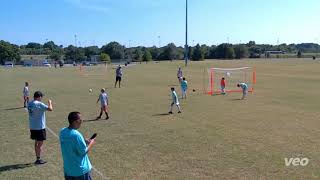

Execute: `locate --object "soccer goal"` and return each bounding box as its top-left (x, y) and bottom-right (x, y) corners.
top-left (79, 64), bottom-right (108, 77)
top-left (205, 67), bottom-right (256, 95)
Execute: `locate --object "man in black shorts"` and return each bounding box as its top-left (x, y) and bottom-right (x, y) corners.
top-left (114, 65), bottom-right (123, 88)
top-left (28, 91), bottom-right (53, 164)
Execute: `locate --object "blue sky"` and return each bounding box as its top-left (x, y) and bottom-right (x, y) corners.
top-left (1, 0), bottom-right (319, 47)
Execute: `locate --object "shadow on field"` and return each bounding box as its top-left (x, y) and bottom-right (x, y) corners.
top-left (2, 107), bottom-right (25, 111)
top-left (152, 113), bottom-right (171, 116)
top-left (83, 118), bottom-right (108, 122)
top-left (231, 98), bottom-right (243, 101)
top-left (0, 163), bottom-right (34, 172)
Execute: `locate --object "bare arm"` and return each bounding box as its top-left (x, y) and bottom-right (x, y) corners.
top-left (86, 139), bottom-right (95, 153)
top-left (47, 99), bottom-right (53, 111)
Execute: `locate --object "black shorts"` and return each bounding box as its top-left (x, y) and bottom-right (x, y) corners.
top-left (30, 129), bottom-right (46, 141)
top-left (116, 76), bottom-right (122, 82)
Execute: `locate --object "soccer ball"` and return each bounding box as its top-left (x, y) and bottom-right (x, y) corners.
top-left (226, 72), bottom-right (231, 77)
top-left (89, 89), bottom-right (92, 92)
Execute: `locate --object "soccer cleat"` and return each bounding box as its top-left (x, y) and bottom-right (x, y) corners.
top-left (105, 116), bottom-right (109, 120)
top-left (178, 111), bottom-right (181, 113)
top-left (168, 111), bottom-right (173, 114)
top-left (96, 116), bottom-right (101, 120)
top-left (35, 159), bottom-right (47, 165)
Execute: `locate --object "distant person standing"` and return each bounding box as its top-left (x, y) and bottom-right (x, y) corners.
top-left (180, 77), bottom-right (188, 99)
top-left (23, 82), bottom-right (30, 107)
top-left (114, 65), bottom-right (123, 88)
top-left (60, 111), bottom-right (96, 180)
top-left (96, 88), bottom-right (109, 120)
top-left (169, 87), bottom-right (181, 114)
top-left (237, 83), bottom-right (248, 100)
top-left (177, 67), bottom-right (183, 83)
top-left (220, 77), bottom-right (226, 95)
top-left (27, 91), bottom-right (53, 164)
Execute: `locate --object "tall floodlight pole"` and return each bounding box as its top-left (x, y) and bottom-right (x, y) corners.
top-left (184, 0), bottom-right (188, 66)
top-left (74, 35), bottom-right (77, 47)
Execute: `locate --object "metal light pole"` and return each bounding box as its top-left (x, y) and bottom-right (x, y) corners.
top-left (184, 0), bottom-right (188, 66)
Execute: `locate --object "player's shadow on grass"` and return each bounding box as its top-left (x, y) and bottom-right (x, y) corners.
top-left (231, 98), bottom-right (242, 101)
top-left (2, 107), bottom-right (25, 111)
top-left (0, 163), bottom-right (34, 172)
top-left (83, 118), bottom-right (107, 122)
top-left (152, 113), bottom-right (171, 116)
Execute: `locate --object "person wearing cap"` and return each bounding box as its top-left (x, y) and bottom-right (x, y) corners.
top-left (96, 88), bottom-right (109, 120)
top-left (27, 91), bottom-right (53, 164)
top-left (114, 65), bottom-right (123, 88)
top-left (60, 112), bottom-right (96, 179)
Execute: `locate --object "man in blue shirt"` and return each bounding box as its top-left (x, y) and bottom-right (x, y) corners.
top-left (60, 112), bottom-right (96, 179)
top-left (28, 91), bottom-right (53, 164)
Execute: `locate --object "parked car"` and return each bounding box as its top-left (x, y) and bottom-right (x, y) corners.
top-left (43, 62), bottom-right (51, 67)
top-left (4, 62), bottom-right (14, 67)
top-left (81, 61), bottom-right (91, 66)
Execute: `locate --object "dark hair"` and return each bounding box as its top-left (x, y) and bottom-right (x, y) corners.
top-left (68, 112), bottom-right (81, 124)
top-left (222, 77), bottom-right (225, 80)
top-left (183, 77), bottom-right (186, 80)
top-left (34, 91), bottom-right (43, 98)
top-left (25, 82), bottom-right (29, 86)
top-left (171, 87), bottom-right (175, 91)
top-left (237, 84), bottom-right (240, 87)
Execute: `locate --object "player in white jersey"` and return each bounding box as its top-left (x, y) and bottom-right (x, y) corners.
top-left (96, 88), bottom-right (109, 120)
top-left (23, 82), bottom-right (29, 107)
top-left (169, 87), bottom-right (181, 114)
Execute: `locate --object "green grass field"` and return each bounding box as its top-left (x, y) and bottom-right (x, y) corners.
top-left (1, 59), bottom-right (320, 179)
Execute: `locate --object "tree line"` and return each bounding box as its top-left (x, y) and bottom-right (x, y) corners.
top-left (1, 40), bottom-right (319, 64)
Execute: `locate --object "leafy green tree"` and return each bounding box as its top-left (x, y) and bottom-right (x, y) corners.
top-left (192, 44), bottom-right (205, 61)
top-left (0, 40), bottom-right (21, 64)
top-left (50, 51), bottom-right (62, 61)
top-left (297, 50), bottom-right (302, 58)
top-left (43, 41), bottom-right (58, 51)
top-left (84, 46), bottom-right (100, 57)
top-left (149, 46), bottom-right (160, 60)
top-left (101, 42), bottom-right (125, 59)
top-left (64, 45), bottom-right (86, 62)
top-left (143, 49), bottom-right (152, 63)
top-left (26, 42), bottom-right (41, 49)
top-left (159, 43), bottom-right (179, 60)
top-left (100, 53), bottom-right (111, 64)
top-left (134, 48), bottom-right (143, 62)
top-left (234, 45), bottom-right (248, 59)
top-left (214, 44), bottom-right (235, 59)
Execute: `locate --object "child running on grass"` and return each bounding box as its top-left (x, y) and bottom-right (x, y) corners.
top-left (169, 87), bottom-right (181, 114)
top-left (96, 88), bottom-right (109, 120)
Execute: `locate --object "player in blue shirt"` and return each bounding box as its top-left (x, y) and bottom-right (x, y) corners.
top-left (180, 77), bottom-right (188, 99)
top-left (60, 112), bottom-right (96, 179)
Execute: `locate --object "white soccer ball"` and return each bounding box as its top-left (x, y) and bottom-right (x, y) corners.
top-left (89, 89), bottom-right (92, 92)
top-left (226, 72), bottom-right (231, 77)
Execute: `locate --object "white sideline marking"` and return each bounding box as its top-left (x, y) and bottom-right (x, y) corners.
top-left (47, 127), bottom-right (110, 180)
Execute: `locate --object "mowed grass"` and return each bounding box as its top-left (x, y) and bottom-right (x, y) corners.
top-left (1, 59), bottom-right (320, 180)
